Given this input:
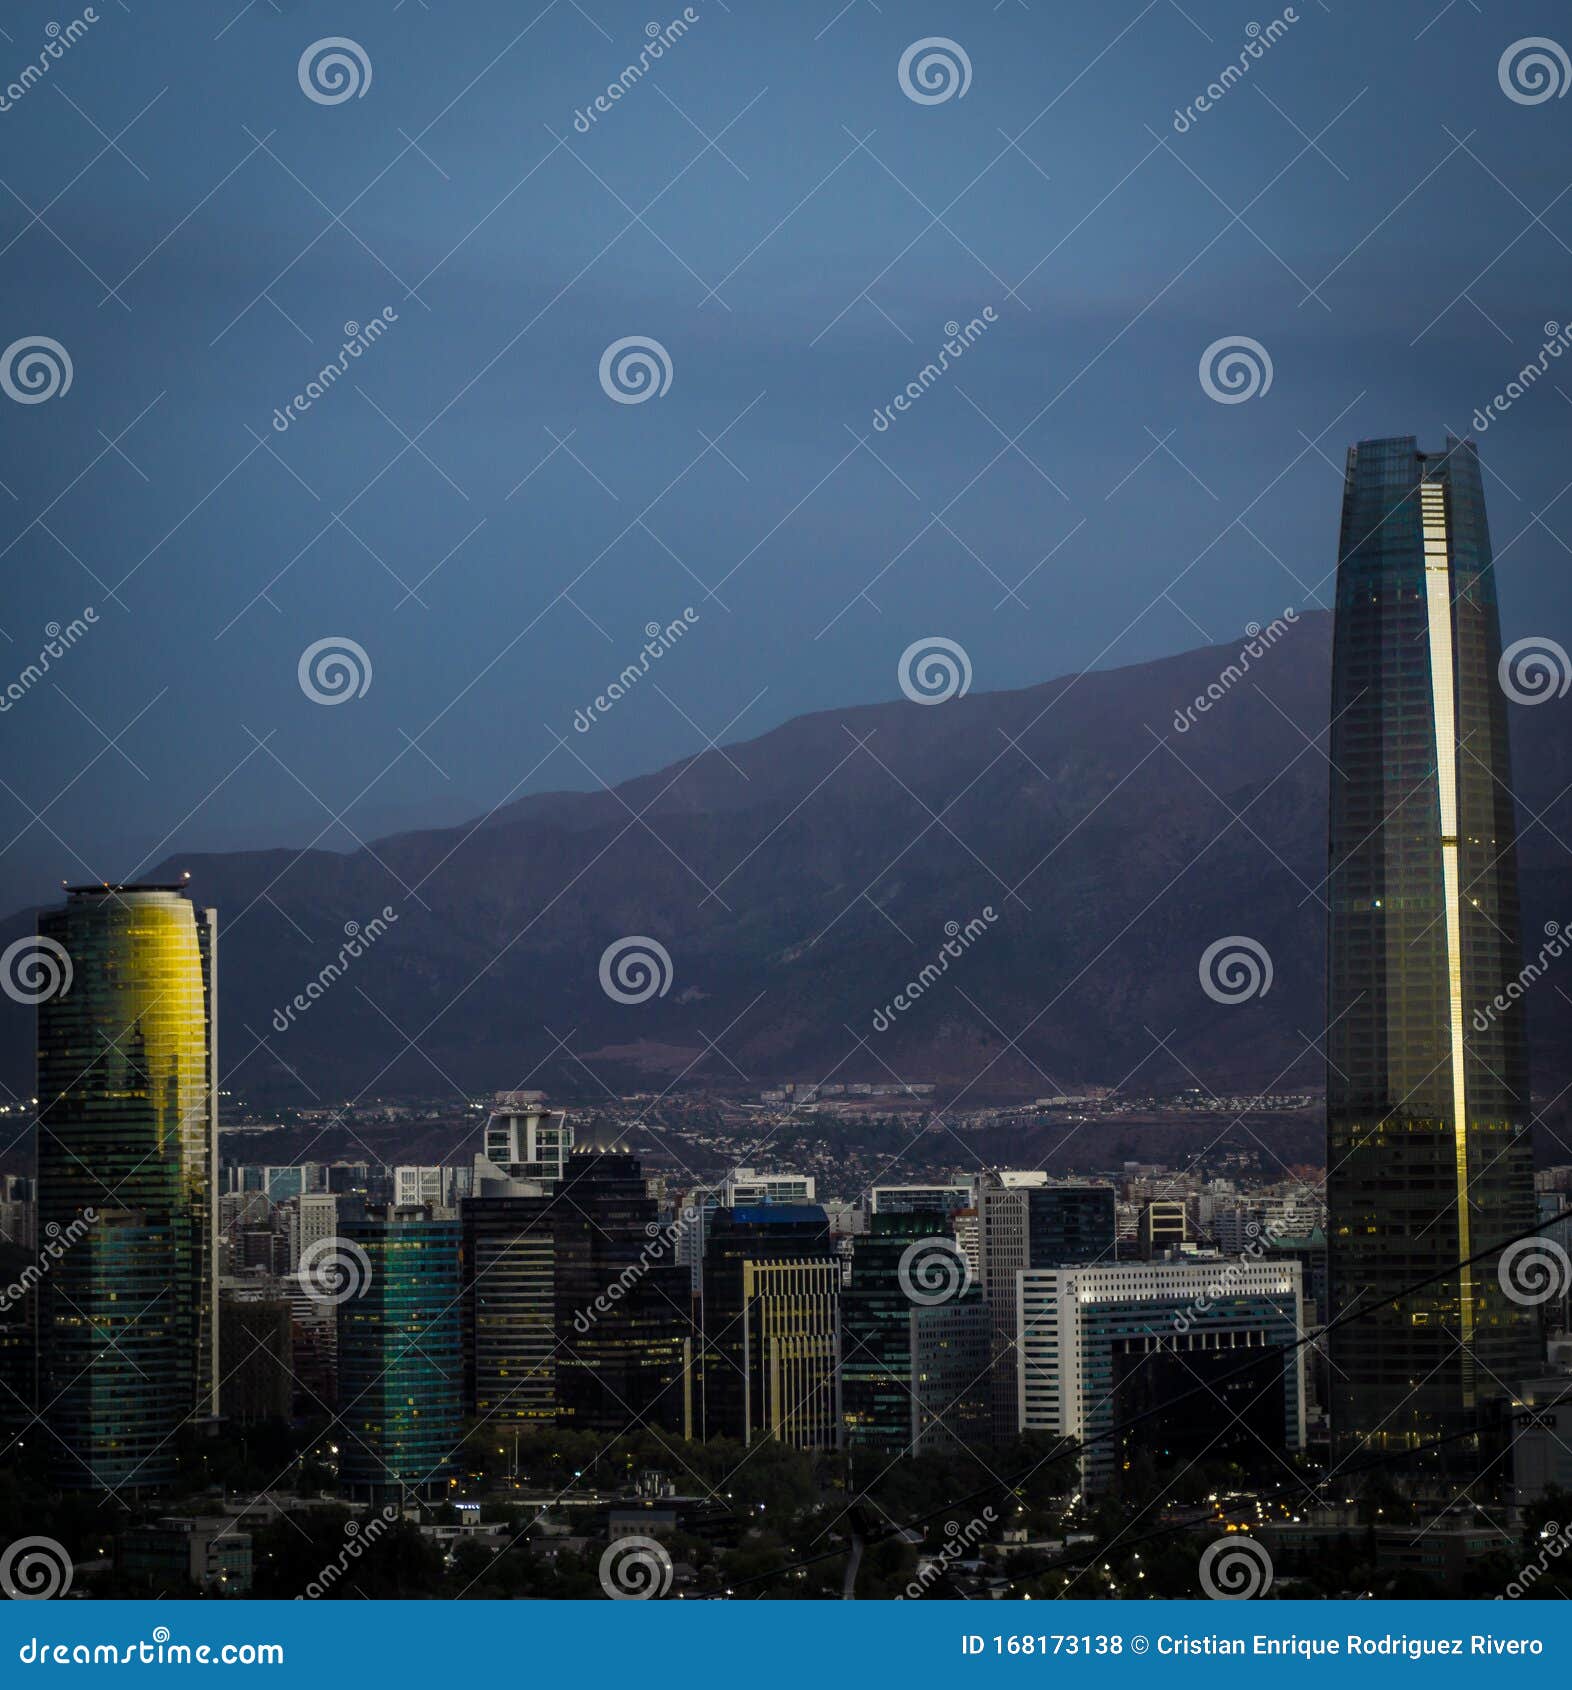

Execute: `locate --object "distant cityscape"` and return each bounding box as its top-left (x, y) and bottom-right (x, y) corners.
top-left (2, 437), bottom-right (1570, 1603)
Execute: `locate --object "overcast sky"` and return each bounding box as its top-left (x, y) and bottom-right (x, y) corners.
top-left (1, 0), bottom-right (1569, 910)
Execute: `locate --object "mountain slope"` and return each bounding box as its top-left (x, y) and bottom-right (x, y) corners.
top-left (4, 612), bottom-right (1569, 1104)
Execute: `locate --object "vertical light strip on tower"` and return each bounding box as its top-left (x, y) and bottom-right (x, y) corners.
top-left (1420, 476), bottom-right (1474, 1378)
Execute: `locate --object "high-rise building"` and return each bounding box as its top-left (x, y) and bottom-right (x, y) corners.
top-left (218, 1289), bottom-right (292, 1422)
top-left (700, 1204), bottom-right (840, 1445)
top-left (462, 1147), bottom-right (691, 1436)
top-left (35, 881), bottom-right (219, 1491)
top-left (977, 1178), bottom-right (1117, 1438)
top-left (1018, 1258), bottom-right (1305, 1490)
top-left (841, 1212), bottom-right (954, 1451)
top-left (1326, 437), bottom-right (1538, 1459)
top-left (460, 1188), bottom-right (556, 1424)
top-left (909, 1296), bottom-right (991, 1455)
top-left (480, 1094), bottom-right (572, 1186)
top-left (720, 1167), bottom-right (816, 1207)
top-left (337, 1207), bottom-right (462, 1502)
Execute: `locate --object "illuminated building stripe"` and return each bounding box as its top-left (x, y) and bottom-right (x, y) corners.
top-left (1421, 480), bottom-right (1473, 1386)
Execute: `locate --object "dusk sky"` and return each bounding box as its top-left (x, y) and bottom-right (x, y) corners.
top-left (2, 0), bottom-right (1569, 911)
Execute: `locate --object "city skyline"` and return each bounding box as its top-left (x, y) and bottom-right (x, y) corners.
top-left (3, 0), bottom-right (1572, 1624)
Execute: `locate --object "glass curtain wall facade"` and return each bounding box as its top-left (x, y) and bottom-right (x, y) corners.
top-left (338, 1208), bottom-right (462, 1502)
top-left (842, 1210), bottom-right (949, 1451)
top-left (36, 883), bottom-right (218, 1492)
top-left (1326, 436), bottom-right (1537, 1460)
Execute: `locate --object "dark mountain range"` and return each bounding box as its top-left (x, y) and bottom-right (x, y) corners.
top-left (4, 611), bottom-right (1570, 1107)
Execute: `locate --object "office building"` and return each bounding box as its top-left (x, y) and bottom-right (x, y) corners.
top-left (720, 1167), bottom-right (816, 1207)
top-left (218, 1289), bottom-right (292, 1422)
top-left (1136, 1199), bottom-right (1190, 1258)
top-left (977, 1177), bottom-right (1117, 1437)
top-left (869, 1183), bottom-right (969, 1217)
top-left (842, 1211), bottom-right (953, 1451)
top-left (460, 1190), bottom-right (555, 1424)
top-left (337, 1207), bottom-right (462, 1502)
top-left (1326, 437), bottom-right (1538, 1459)
top-left (1018, 1257), bottom-right (1304, 1490)
top-left (35, 881), bottom-right (218, 1492)
top-left (465, 1145), bottom-right (691, 1435)
top-left (910, 1296), bottom-right (991, 1454)
top-left (701, 1204), bottom-right (839, 1446)
top-left (479, 1094), bottom-right (572, 1185)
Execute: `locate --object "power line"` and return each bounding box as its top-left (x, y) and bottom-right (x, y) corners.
top-left (727, 1203), bottom-right (1569, 1594)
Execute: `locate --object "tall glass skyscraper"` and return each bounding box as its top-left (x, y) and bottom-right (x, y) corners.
top-left (338, 1207), bottom-right (462, 1502)
top-left (1326, 436), bottom-right (1537, 1460)
top-left (35, 881), bottom-right (218, 1492)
